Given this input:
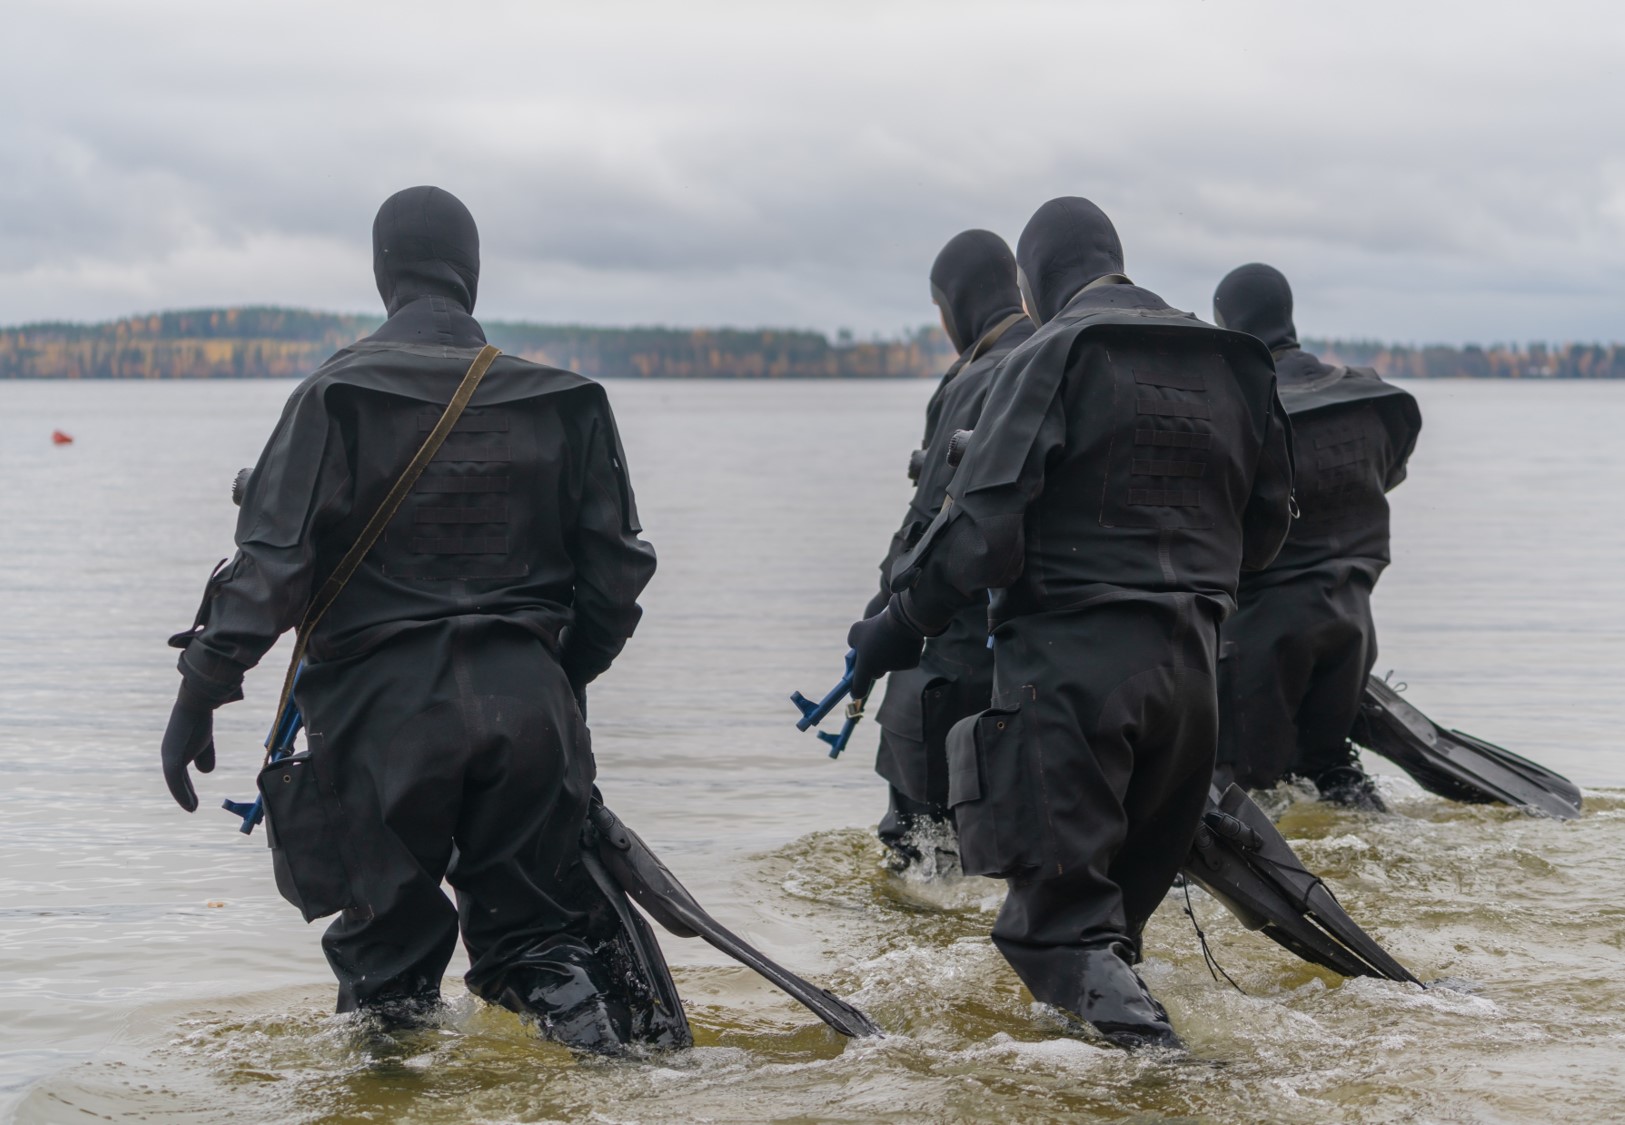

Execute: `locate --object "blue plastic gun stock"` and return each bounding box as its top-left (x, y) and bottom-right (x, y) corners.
top-left (789, 650), bottom-right (866, 758)
top-left (221, 664), bottom-right (305, 835)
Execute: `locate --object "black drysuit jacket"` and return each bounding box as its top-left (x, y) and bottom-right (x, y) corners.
top-left (178, 304), bottom-right (654, 698)
top-left (172, 297), bottom-right (656, 1008)
top-left (872, 313), bottom-right (1033, 806)
top-left (893, 283), bottom-right (1294, 634)
top-left (1218, 347), bottom-right (1421, 786)
top-left (889, 281), bottom-right (1294, 884)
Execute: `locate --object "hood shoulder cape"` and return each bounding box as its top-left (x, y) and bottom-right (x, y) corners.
top-left (891, 290), bottom-right (1279, 587)
top-left (1277, 363), bottom-right (1422, 482)
top-left (1278, 363), bottom-right (1416, 420)
top-left (238, 340), bottom-right (635, 552)
top-left (949, 291), bottom-right (1275, 504)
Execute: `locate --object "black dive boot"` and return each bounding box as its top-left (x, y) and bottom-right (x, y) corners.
top-left (1063, 946), bottom-right (1183, 1051)
top-left (1311, 758), bottom-right (1388, 813)
top-left (877, 787), bottom-right (958, 875)
top-left (481, 942), bottom-right (630, 1056)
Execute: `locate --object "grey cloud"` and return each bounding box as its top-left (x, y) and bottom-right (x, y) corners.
top-left (1, 0), bottom-right (1622, 341)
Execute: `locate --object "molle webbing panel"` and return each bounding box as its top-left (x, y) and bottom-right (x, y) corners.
top-left (1101, 354), bottom-right (1225, 529)
top-left (383, 407), bottom-right (526, 579)
top-left (1295, 410), bottom-right (1386, 532)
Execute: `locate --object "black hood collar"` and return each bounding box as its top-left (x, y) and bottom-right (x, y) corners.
top-left (373, 186), bottom-right (481, 317)
top-left (1212, 262), bottom-right (1298, 352)
top-left (1015, 197), bottom-right (1127, 325)
top-left (929, 229), bottom-right (1025, 353)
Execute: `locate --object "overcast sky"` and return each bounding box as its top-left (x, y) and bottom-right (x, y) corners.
top-left (3, 1), bottom-right (1622, 343)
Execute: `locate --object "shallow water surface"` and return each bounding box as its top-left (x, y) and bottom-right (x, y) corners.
top-left (1, 378), bottom-right (1622, 1123)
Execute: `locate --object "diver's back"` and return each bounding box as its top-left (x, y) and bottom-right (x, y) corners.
top-left (1007, 322), bottom-right (1280, 616)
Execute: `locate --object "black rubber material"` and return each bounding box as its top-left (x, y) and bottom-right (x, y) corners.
top-left (1182, 784), bottom-right (1420, 984)
top-left (587, 802), bottom-right (884, 1039)
top-left (1356, 677), bottom-right (1581, 819)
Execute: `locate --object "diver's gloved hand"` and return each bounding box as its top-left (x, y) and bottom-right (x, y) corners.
top-left (161, 681), bottom-right (218, 813)
top-left (861, 586), bottom-right (891, 622)
top-left (846, 597), bottom-right (926, 701)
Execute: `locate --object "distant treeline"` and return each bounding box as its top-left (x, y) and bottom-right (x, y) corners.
top-left (3, 307), bottom-right (1621, 380)
top-left (1311, 338), bottom-right (1625, 380)
top-left (0, 307), bottom-right (957, 380)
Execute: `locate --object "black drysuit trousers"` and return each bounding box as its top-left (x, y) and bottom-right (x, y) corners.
top-left (1216, 569), bottom-right (1377, 789)
top-left (874, 611), bottom-right (996, 849)
top-left (968, 597), bottom-right (1218, 1012)
top-left (291, 620), bottom-right (598, 1011)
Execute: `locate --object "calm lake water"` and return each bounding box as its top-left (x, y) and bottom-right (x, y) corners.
top-left (1, 376), bottom-right (1623, 1124)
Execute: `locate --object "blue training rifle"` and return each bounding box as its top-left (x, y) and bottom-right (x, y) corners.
top-left (221, 664), bottom-right (304, 834)
top-left (789, 649), bottom-right (865, 758)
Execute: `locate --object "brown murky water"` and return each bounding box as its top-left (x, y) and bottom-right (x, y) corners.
top-left (2, 377), bottom-right (1622, 1123)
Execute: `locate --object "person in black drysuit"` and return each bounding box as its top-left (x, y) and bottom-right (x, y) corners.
top-left (159, 187), bottom-right (663, 1051)
top-left (864, 230), bottom-right (1033, 868)
top-left (1211, 263), bottom-right (1421, 808)
top-left (846, 198), bottom-right (1294, 1048)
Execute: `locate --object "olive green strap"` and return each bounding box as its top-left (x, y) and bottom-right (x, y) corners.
top-left (265, 344), bottom-right (501, 754)
top-left (965, 311), bottom-right (1027, 364)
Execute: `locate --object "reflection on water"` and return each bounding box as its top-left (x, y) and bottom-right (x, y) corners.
top-left (1, 378), bottom-right (1623, 1122)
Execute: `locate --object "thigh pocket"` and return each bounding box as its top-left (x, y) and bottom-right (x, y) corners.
top-left (261, 737), bottom-right (369, 923)
top-left (945, 705), bottom-right (1046, 879)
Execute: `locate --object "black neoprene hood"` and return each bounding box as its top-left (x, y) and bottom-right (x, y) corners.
top-left (1212, 263), bottom-right (1298, 352)
top-left (929, 230), bottom-right (1025, 353)
top-left (1014, 197), bottom-right (1126, 325)
top-left (372, 186), bottom-right (481, 316)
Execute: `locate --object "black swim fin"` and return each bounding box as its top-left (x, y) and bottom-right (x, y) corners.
top-left (586, 800), bottom-right (884, 1039)
top-left (578, 845), bottom-right (695, 1049)
top-left (1182, 785), bottom-right (1420, 985)
top-left (1355, 676), bottom-right (1581, 820)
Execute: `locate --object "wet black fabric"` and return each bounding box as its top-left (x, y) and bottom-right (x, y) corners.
top-left (177, 336), bottom-right (654, 699)
top-left (981, 601), bottom-right (1217, 1006)
top-left (892, 283), bottom-right (1295, 634)
top-left (847, 603), bottom-right (926, 701)
top-left (373, 185), bottom-right (480, 318)
top-left (1014, 197), bottom-right (1127, 325)
top-left (1217, 570), bottom-right (1378, 788)
top-left (929, 229), bottom-right (1026, 353)
top-left (874, 642), bottom-right (994, 808)
top-left (169, 189), bottom-right (657, 1020)
top-left (870, 295), bottom-right (1031, 806)
top-left (878, 203), bottom-right (1293, 1026)
top-left (1217, 384), bottom-right (1415, 787)
top-left (1211, 262), bottom-right (1297, 351)
top-left (875, 778), bottom-right (952, 857)
top-left (1211, 264), bottom-right (1421, 789)
top-left (1262, 364), bottom-right (1421, 582)
top-left (159, 688), bottom-right (216, 812)
top-left (289, 623), bottom-right (601, 1010)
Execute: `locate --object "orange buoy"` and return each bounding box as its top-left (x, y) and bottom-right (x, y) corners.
top-left (51, 430), bottom-right (73, 445)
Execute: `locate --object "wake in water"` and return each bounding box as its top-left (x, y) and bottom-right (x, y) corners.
top-left (14, 778), bottom-right (1625, 1123)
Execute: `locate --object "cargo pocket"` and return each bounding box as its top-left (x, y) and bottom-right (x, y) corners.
top-left (945, 704), bottom-right (1046, 879)
top-left (261, 734), bottom-right (368, 923)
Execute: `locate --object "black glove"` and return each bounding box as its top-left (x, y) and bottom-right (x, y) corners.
top-left (846, 598), bottom-right (926, 701)
top-left (161, 682), bottom-right (218, 812)
top-left (861, 586), bottom-right (891, 622)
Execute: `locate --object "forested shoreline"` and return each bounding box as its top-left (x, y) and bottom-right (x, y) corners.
top-left (1311, 338), bottom-right (1625, 380)
top-left (0, 308), bottom-right (955, 380)
top-left (2, 307), bottom-right (1622, 379)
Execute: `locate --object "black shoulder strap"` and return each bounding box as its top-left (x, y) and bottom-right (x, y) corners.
top-left (265, 344), bottom-right (501, 754)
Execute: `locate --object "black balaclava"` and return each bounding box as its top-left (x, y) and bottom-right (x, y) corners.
top-left (1212, 263), bottom-right (1298, 352)
top-left (1014, 197), bottom-right (1126, 325)
top-left (929, 230), bottom-right (1025, 353)
top-left (372, 186), bottom-right (481, 317)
